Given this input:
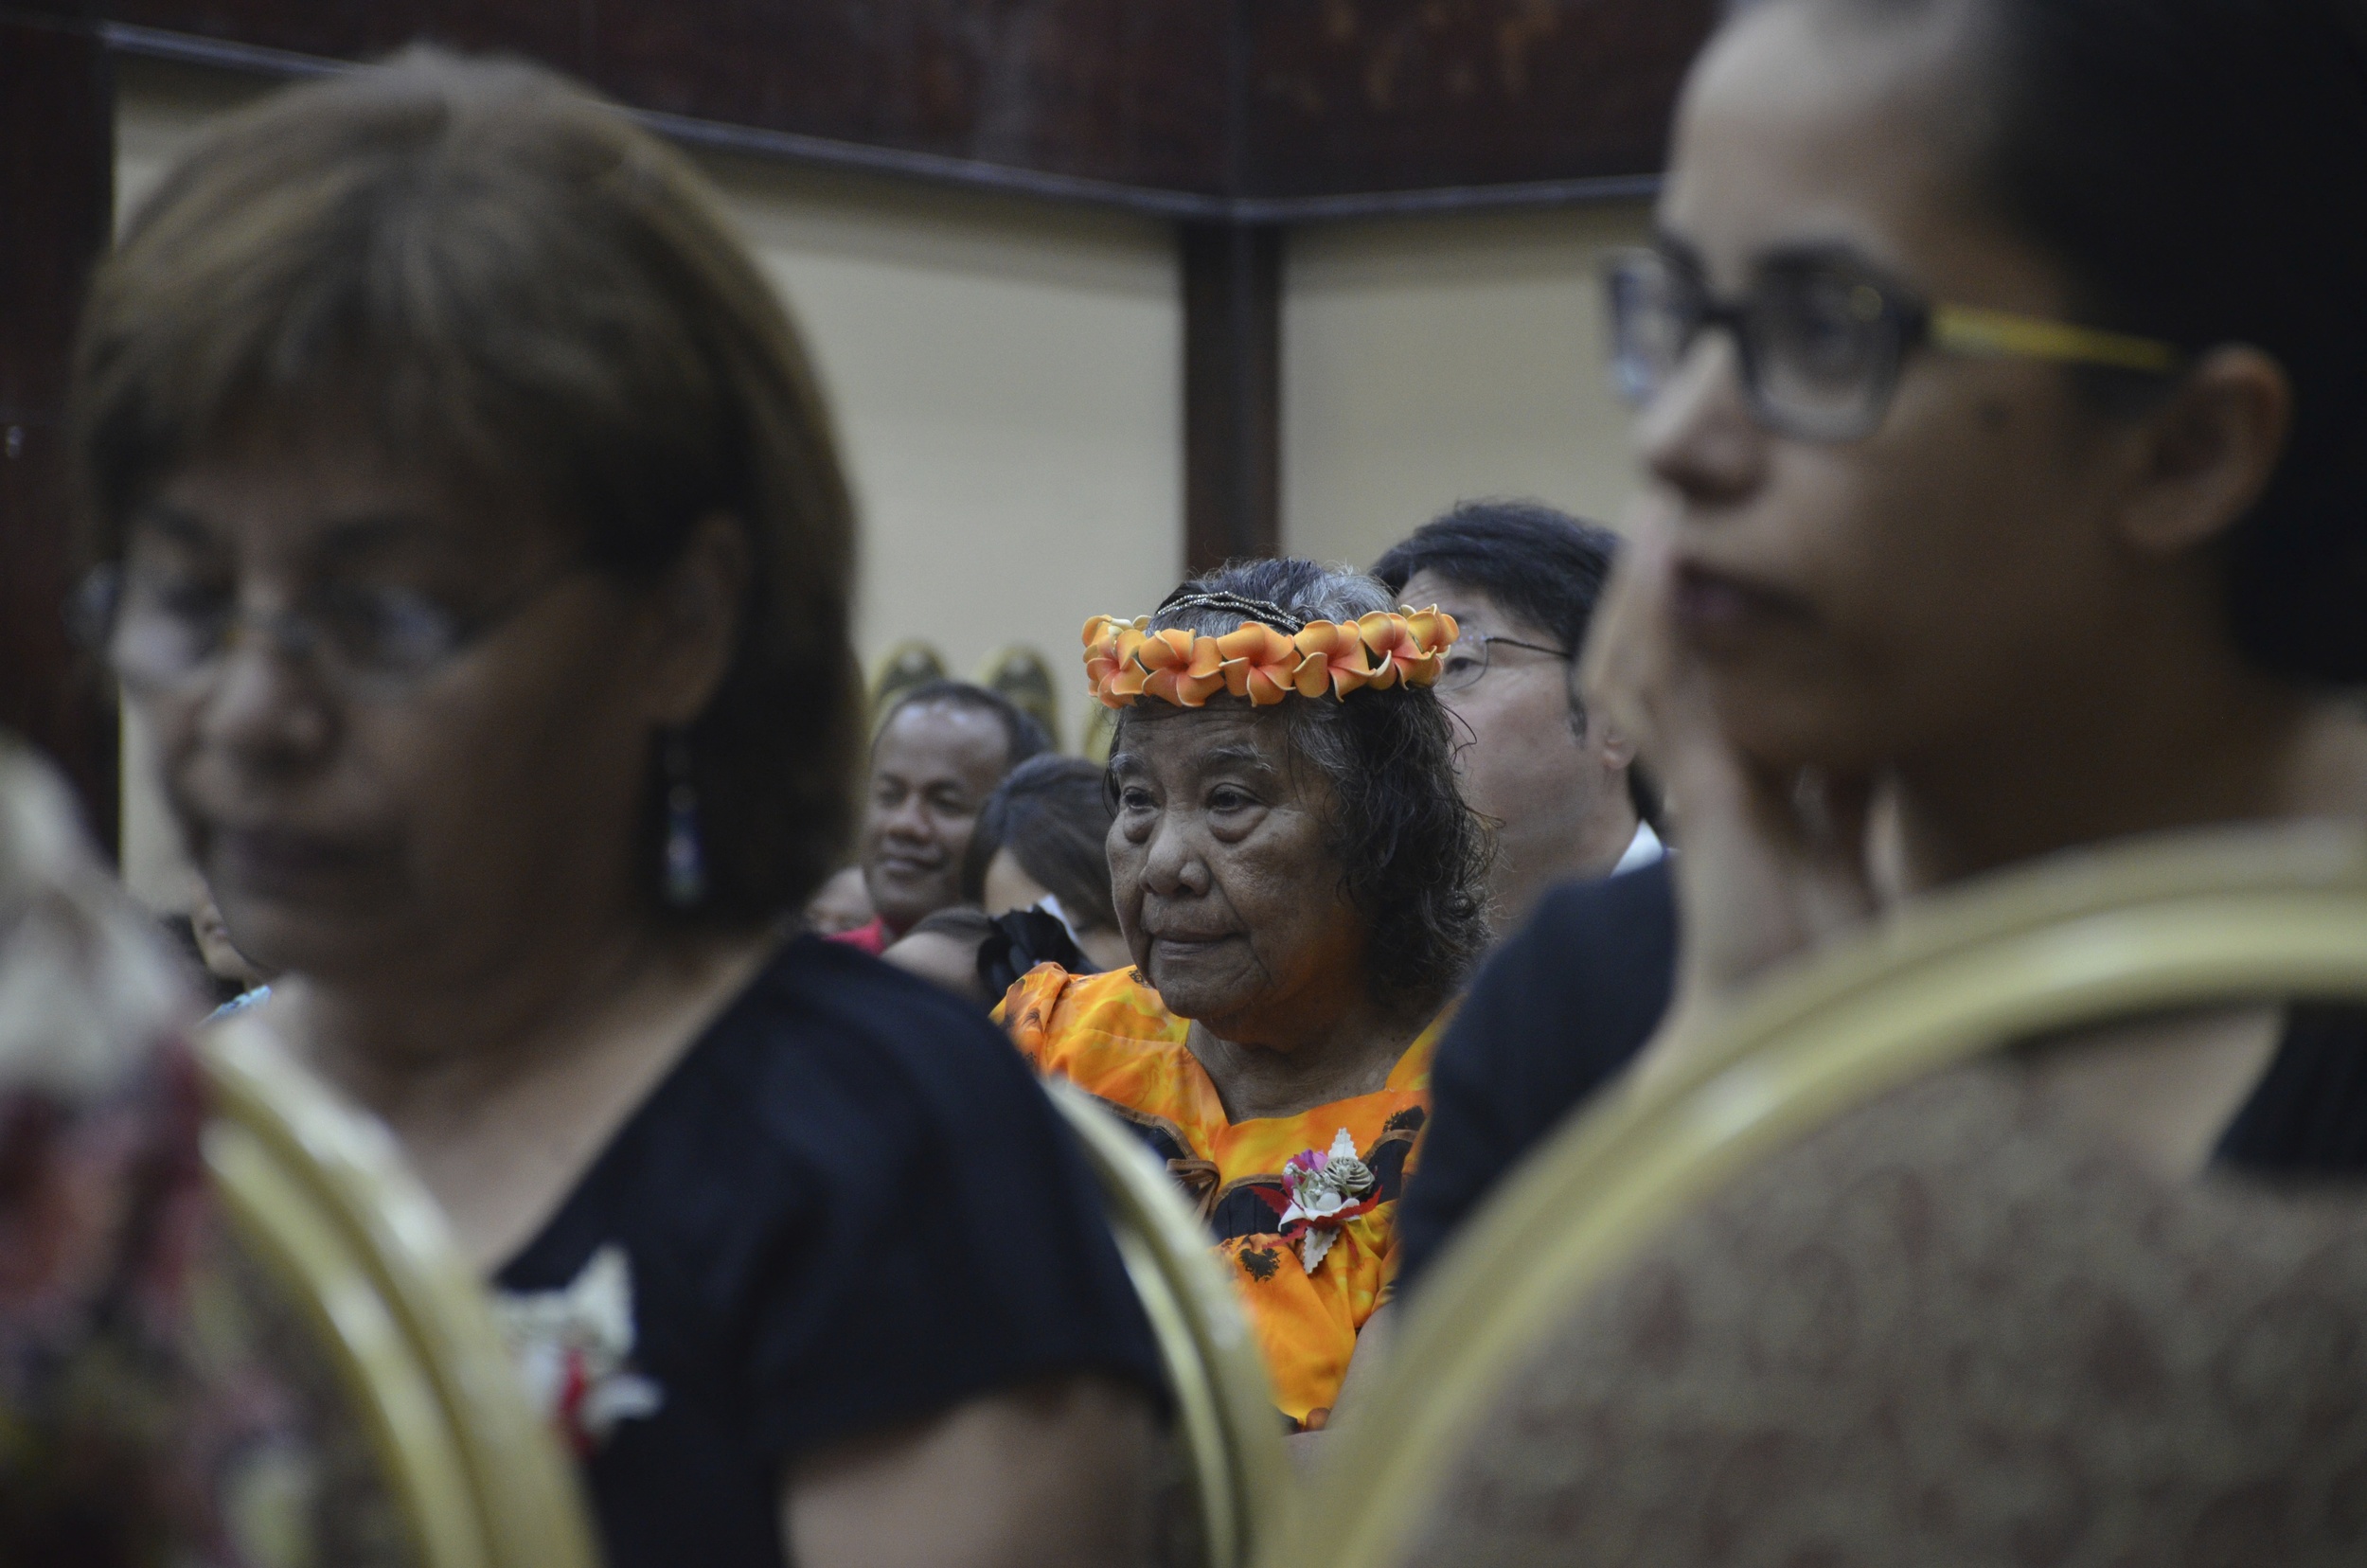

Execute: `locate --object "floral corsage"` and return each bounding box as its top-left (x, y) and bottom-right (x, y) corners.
top-left (492, 1244), bottom-right (664, 1455)
top-left (1260, 1129), bottom-right (1380, 1274)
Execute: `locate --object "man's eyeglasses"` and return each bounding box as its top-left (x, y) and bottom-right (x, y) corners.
top-left (1434, 629), bottom-right (1571, 693)
top-left (71, 558), bottom-right (590, 698)
top-left (1602, 246), bottom-right (2184, 443)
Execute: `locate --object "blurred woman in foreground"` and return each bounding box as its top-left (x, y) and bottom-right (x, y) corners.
top-left (1411, 0), bottom-right (2367, 1558)
top-left (1598, 0), bottom-right (2367, 1166)
top-left (73, 54), bottom-right (1159, 1568)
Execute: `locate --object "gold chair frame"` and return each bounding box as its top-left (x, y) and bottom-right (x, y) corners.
top-left (868, 639), bottom-right (950, 726)
top-left (1271, 821), bottom-right (2367, 1568)
top-left (1047, 1078), bottom-right (1292, 1568)
top-left (979, 643), bottom-right (1062, 754)
top-left (202, 1018), bottom-right (601, 1568)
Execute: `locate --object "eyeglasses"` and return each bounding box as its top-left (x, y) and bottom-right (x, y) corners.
top-left (1602, 246), bottom-right (2184, 442)
top-left (1434, 629), bottom-right (1572, 693)
top-left (72, 557), bottom-right (590, 698)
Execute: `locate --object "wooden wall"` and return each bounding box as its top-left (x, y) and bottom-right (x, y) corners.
top-left (1, 9), bottom-right (116, 841)
top-left (0, 0), bottom-right (1712, 834)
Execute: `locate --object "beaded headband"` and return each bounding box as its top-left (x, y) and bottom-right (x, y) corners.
top-left (1082, 602), bottom-right (1461, 709)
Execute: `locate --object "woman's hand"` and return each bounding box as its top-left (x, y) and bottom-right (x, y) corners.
top-left (1580, 506), bottom-right (1885, 1038)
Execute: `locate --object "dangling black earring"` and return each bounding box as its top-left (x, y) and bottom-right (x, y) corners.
top-left (664, 730), bottom-right (706, 908)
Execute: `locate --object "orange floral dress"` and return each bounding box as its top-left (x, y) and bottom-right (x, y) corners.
top-left (998, 965), bottom-right (1440, 1429)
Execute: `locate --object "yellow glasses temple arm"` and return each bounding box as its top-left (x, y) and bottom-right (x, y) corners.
top-left (1931, 302), bottom-right (2183, 374)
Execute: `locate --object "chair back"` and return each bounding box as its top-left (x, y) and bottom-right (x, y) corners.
top-left (1047, 1078), bottom-right (1291, 1568)
top-left (1272, 822), bottom-right (2367, 1568)
top-left (202, 1017), bottom-right (601, 1568)
top-left (869, 640), bottom-right (949, 724)
top-left (980, 644), bottom-right (1062, 752)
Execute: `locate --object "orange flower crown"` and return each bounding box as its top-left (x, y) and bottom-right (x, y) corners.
top-left (1082, 594), bottom-right (1461, 709)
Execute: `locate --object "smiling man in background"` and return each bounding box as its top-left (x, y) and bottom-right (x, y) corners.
top-left (837, 681), bottom-right (1051, 954)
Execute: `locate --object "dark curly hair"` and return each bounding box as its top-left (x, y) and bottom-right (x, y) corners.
top-left (1112, 559), bottom-right (1492, 1015)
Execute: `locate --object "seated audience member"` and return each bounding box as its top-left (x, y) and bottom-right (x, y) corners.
top-left (1399, 0), bottom-right (2367, 1557)
top-left (800, 863), bottom-right (873, 936)
top-left (968, 755), bottom-right (1129, 970)
top-left (1372, 501), bottom-right (1660, 931)
top-left (881, 906), bottom-right (1012, 1008)
top-left (74, 54), bottom-right (1161, 1568)
top-left (838, 682), bottom-right (1050, 954)
top-left (999, 561), bottom-right (1488, 1431)
top-left (1400, 0), bottom-right (2367, 1295)
top-left (884, 755), bottom-right (1126, 1007)
top-left (1379, 506), bottom-right (1675, 1290)
top-left (1393, 859), bottom-right (1676, 1288)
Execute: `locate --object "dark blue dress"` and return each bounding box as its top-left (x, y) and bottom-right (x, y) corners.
top-left (494, 935), bottom-right (1162, 1568)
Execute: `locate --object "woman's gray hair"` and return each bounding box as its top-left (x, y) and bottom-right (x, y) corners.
top-left (1117, 558), bottom-right (1493, 1015)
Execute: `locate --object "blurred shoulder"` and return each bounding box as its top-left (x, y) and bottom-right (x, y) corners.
top-left (1522, 854), bottom-right (1677, 953)
top-left (706, 935), bottom-right (1059, 1141)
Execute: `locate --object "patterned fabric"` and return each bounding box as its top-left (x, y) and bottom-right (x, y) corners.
top-left (1, 737), bottom-right (403, 1567)
top-left (1411, 1060), bottom-right (2367, 1568)
top-left (998, 964), bottom-right (1439, 1428)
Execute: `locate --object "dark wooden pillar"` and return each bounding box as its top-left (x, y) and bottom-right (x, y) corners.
top-left (0, 9), bottom-right (116, 845)
top-left (1181, 220), bottom-right (1281, 572)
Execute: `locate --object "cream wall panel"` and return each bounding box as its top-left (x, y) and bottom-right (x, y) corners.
top-left (703, 151), bottom-right (1181, 732)
top-left (113, 60), bottom-right (1180, 902)
top-left (1280, 203), bottom-right (1654, 576)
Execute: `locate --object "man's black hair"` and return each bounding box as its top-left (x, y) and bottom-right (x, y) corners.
top-left (878, 679), bottom-right (1053, 773)
top-left (1372, 500), bottom-right (1620, 677)
top-left (1373, 500), bottom-right (1663, 832)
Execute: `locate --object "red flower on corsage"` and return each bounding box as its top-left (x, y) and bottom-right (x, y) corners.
top-left (1256, 1129), bottom-right (1380, 1274)
top-left (493, 1245), bottom-right (664, 1457)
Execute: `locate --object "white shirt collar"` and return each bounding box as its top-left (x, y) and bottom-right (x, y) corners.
top-left (1611, 820), bottom-right (1665, 875)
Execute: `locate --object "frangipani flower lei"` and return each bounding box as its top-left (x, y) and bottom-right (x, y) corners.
top-left (1080, 606), bottom-right (1460, 710)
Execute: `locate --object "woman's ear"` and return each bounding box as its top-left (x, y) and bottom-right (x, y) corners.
top-left (1593, 720), bottom-right (1640, 772)
top-left (642, 512), bottom-right (752, 725)
top-left (2114, 345), bottom-right (2292, 556)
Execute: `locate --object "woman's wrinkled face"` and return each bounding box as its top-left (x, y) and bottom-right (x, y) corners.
top-left (123, 409), bottom-right (683, 985)
top-left (1643, 0), bottom-right (2145, 774)
top-left (1106, 705), bottom-right (1367, 1046)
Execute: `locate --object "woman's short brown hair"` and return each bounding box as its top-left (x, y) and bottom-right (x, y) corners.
top-left (70, 49), bottom-right (862, 924)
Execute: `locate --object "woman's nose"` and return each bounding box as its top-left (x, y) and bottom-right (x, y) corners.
top-left (193, 635), bottom-right (334, 771)
top-left (1635, 332), bottom-right (1767, 508)
top-left (1137, 811), bottom-right (1209, 898)
top-left (878, 794), bottom-right (934, 844)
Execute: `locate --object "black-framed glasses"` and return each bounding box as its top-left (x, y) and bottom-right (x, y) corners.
top-left (1602, 245), bottom-right (2185, 442)
top-left (1434, 629), bottom-right (1572, 693)
top-left (70, 557), bottom-right (591, 698)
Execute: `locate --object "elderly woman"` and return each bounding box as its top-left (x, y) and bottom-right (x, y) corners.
top-left (999, 561), bottom-right (1489, 1430)
top-left (72, 54), bottom-right (1161, 1568)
